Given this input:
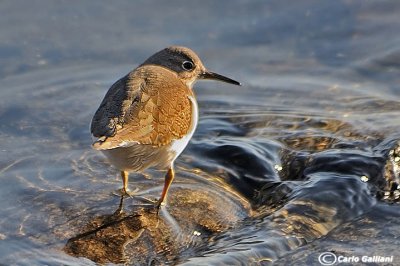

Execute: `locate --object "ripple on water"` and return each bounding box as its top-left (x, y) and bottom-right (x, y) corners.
top-left (0, 64), bottom-right (399, 264)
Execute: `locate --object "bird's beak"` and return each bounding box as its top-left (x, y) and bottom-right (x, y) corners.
top-left (200, 71), bottom-right (241, 86)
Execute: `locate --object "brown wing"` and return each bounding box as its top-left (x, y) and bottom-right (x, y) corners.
top-left (91, 65), bottom-right (193, 150)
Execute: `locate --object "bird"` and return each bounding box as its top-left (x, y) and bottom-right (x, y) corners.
top-left (90, 46), bottom-right (240, 210)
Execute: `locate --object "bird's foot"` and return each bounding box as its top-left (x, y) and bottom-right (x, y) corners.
top-left (155, 200), bottom-right (166, 215)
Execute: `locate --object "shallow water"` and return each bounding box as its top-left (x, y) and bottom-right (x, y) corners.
top-left (1, 0), bottom-right (400, 265)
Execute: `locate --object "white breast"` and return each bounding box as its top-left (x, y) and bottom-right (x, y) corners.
top-left (170, 95), bottom-right (198, 161)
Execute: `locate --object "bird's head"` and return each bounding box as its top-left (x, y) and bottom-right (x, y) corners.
top-left (142, 46), bottom-right (241, 88)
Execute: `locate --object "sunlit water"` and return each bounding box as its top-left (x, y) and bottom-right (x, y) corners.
top-left (1, 1), bottom-right (400, 265)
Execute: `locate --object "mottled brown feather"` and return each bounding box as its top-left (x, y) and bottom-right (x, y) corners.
top-left (91, 65), bottom-right (194, 150)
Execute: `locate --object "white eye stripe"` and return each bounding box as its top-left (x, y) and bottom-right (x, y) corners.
top-left (182, 61), bottom-right (194, 71)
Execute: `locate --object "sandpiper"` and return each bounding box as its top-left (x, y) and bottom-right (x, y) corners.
top-left (90, 46), bottom-right (240, 210)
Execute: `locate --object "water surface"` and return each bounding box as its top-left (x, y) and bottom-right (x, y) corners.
top-left (0, 0), bottom-right (399, 265)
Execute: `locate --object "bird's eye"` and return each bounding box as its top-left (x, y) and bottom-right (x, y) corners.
top-left (182, 61), bottom-right (194, 71)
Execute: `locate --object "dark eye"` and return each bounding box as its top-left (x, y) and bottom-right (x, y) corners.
top-left (182, 61), bottom-right (194, 71)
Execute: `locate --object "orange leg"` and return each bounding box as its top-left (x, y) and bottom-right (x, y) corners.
top-left (121, 170), bottom-right (129, 194)
top-left (157, 165), bottom-right (175, 210)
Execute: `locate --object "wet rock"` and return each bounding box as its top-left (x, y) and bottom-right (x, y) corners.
top-left (64, 188), bottom-right (250, 264)
top-left (381, 141), bottom-right (400, 203)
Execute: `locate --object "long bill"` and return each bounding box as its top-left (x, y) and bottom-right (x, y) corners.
top-left (201, 71), bottom-right (241, 86)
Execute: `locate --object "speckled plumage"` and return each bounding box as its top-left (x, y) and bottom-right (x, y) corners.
top-left (90, 46), bottom-right (240, 210)
top-left (91, 65), bottom-right (194, 149)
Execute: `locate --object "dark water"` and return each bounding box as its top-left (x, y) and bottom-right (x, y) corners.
top-left (1, 0), bottom-right (400, 265)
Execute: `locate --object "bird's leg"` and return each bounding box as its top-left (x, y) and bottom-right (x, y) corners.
top-left (116, 170), bottom-right (138, 197)
top-left (121, 170), bottom-right (129, 194)
top-left (156, 165), bottom-right (175, 211)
